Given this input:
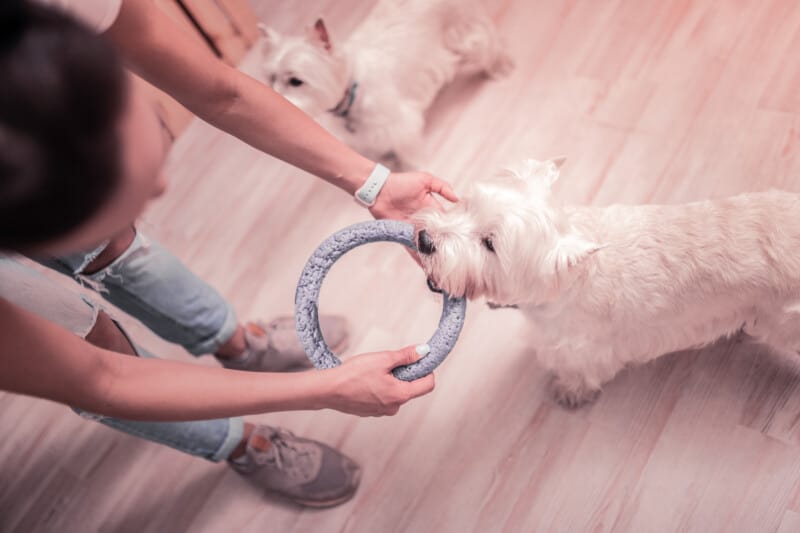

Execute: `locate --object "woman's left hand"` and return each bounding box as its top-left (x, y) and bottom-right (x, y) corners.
top-left (369, 171), bottom-right (458, 221)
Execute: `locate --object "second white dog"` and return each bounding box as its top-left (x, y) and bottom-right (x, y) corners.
top-left (415, 158), bottom-right (800, 407)
top-left (258, 0), bottom-right (513, 168)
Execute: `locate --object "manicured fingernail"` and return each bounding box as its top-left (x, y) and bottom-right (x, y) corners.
top-left (416, 344), bottom-right (430, 356)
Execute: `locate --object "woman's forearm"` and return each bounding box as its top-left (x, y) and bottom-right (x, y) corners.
top-left (0, 299), bottom-right (335, 421)
top-left (92, 352), bottom-right (334, 421)
top-left (200, 72), bottom-right (375, 194)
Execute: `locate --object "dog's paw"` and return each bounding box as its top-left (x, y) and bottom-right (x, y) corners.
top-left (547, 374), bottom-right (602, 410)
top-left (486, 52), bottom-right (515, 79)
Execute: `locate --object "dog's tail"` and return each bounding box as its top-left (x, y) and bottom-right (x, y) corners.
top-left (439, 1), bottom-right (514, 78)
top-left (374, 0), bottom-right (513, 78)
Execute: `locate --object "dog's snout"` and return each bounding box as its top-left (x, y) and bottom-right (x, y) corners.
top-left (417, 230), bottom-right (436, 255)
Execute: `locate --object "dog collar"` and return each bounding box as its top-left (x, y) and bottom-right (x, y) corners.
top-left (329, 81), bottom-right (358, 118)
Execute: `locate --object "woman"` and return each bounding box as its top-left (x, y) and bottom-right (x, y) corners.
top-left (0, 1), bottom-right (451, 508)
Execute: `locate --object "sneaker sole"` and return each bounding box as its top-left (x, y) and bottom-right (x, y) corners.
top-left (288, 460), bottom-right (361, 509)
top-left (293, 488), bottom-right (358, 509)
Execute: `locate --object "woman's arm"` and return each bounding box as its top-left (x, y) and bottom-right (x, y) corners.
top-left (0, 299), bottom-right (433, 420)
top-left (105, 0), bottom-right (457, 218)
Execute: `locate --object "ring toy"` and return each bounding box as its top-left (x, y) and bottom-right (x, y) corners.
top-left (294, 220), bottom-right (467, 381)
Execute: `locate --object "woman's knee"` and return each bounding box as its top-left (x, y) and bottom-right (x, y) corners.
top-left (84, 309), bottom-right (137, 356)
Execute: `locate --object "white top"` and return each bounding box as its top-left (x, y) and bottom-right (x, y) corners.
top-left (35, 0), bottom-right (122, 33)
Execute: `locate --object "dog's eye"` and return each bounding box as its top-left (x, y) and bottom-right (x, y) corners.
top-left (288, 77), bottom-right (304, 87)
top-left (482, 237), bottom-right (495, 253)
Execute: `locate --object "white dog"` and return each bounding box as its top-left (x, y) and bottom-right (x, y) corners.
top-left (415, 158), bottom-right (800, 407)
top-left (258, 0), bottom-right (513, 168)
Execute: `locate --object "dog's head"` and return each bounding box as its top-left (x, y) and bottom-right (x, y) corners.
top-left (258, 19), bottom-right (349, 117)
top-left (415, 158), bottom-right (600, 306)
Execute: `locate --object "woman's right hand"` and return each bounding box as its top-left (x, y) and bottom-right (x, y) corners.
top-left (321, 345), bottom-right (436, 417)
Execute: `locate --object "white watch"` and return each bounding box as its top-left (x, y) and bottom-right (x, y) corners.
top-left (354, 163), bottom-right (391, 207)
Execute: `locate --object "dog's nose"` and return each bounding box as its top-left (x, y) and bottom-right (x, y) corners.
top-left (417, 230), bottom-right (436, 255)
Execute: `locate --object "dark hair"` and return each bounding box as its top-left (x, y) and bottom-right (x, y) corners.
top-left (0, 0), bottom-right (127, 250)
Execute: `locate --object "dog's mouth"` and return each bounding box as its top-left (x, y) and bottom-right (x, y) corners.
top-left (487, 301), bottom-right (519, 310)
top-left (426, 277), bottom-right (443, 294)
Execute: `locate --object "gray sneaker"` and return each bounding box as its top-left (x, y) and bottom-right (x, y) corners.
top-left (219, 316), bottom-right (349, 372)
top-left (229, 425), bottom-right (362, 508)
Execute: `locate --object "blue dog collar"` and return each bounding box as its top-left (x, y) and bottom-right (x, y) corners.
top-left (330, 81), bottom-right (358, 118)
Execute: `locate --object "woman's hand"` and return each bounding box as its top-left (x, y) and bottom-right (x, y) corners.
top-left (321, 345), bottom-right (436, 416)
top-left (369, 171), bottom-right (458, 221)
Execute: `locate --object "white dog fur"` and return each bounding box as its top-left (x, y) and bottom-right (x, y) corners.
top-left (258, 0), bottom-right (513, 168)
top-left (415, 158), bottom-right (800, 407)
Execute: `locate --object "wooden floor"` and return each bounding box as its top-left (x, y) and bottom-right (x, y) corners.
top-left (3, 0), bottom-right (800, 531)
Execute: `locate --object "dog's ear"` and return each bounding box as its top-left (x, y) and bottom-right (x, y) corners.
top-left (541, 157), bottom-right (566, 186)
top-left (258, 23), bottom-right (281, 50)
top-left (306, 18), bottom-right (333, 52)
top-left (549, 233), bottom-right (601, 274)
top-left (507, 158), bottom-right (564, 188)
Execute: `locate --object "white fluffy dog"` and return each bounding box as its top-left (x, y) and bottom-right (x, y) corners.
top-left (258, 0), bottom-right (513, 167)
top-left (415, 158), bottom-right (800, 407)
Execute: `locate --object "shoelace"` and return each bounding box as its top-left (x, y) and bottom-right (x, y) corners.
top-left (254, 429), bottom-right (311, 473)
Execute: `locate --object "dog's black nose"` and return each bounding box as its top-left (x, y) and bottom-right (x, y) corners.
top-left (417, 230), bottom-right (436, 255)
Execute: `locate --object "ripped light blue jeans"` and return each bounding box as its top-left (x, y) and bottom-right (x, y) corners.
top-left (38, 230), bottom-right (243, 462)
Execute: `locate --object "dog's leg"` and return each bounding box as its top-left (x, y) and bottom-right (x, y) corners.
top-left (540, 347), bottom-right (627, 409)
top-left (546, 371), bottom-right (602, 410)
top-left (744, 307), bottom-right (800, 358)
top-left (387, 109), bottom-right (427, 170)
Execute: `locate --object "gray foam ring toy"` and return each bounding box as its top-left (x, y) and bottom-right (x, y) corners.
top-left (294, 220), bottom-right (467, 381)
